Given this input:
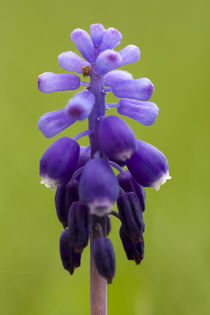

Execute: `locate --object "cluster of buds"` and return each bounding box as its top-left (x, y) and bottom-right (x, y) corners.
top-left (38, 24), bottom-right (171, 283)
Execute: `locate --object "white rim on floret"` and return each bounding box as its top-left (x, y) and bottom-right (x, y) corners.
top-left (151, 171), bottom-right (172, 191)
top-left (40, 176), bottom-right (58, 190)
top-left (89, 199), bottom-right (114, 216)
top-left (114, 149), bottom-right (134, 162)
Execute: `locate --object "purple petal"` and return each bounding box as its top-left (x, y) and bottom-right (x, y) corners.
top-left (117, 99), bottom-right (159, 126)
top-left (112, 78), bottom-right (154, 101)
top-left (98, 27), bottom-right (122, 52)
top-left (58, 51), bottom-right (90, 73)
top-left (98, 115), bottom-right (137, 161)
top-left (66, 90), bottom-right (95, 121)
top-left (38, 109), bottom-right (76, 138)
top-left (119, 45), bottom-right (140, 66)
top-left (90, 24), bottom-right (105, 46)
top-left (104, 70), bottom-right (133, 87)
top-left (71, 28), bottom-right (96, 63)
top-left (95, 50), bottom-right (122, 76)
top-left (79, 158), bottom-right (119, 216)
top-left (40, 137), bottom-right (80, 189)
top-left (126, 140), bottom-right (171, 190)
top-left (38, 72), bottom-right (80, 93)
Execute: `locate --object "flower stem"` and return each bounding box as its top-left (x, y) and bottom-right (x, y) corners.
top-left (89, 67), bottom-right (107, 315)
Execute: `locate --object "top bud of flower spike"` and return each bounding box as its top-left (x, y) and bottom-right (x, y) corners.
top-left (98, 115), bottom-right (137, 162)
top-left (79, 157), bottom-right (119, 216)
top-left (40, 137), bottom-right (80, 190)
top-left (90, 24), bottom-right (105, 46)
top-left (126, 140), bottom-right (171, 190)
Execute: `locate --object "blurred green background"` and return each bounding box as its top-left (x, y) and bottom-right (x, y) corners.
top-left (0, 0), bottom-right (210, 314)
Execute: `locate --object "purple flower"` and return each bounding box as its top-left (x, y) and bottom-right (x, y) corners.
top-left (40, 137), bottom-right (80, 189)
top-left (55, 180), bottom-right (79, 228)
top-left (60, 229), bottom-right (81, 274)
top-left (68, 201), bottom-right (90, 252)
top-left (79, 157), bottom-right (119, 216)
top-left (98, 115), bottom-right (137, 161)
top-left (120, 227), bottom-right (144, 265)
top-left (117, 192), bottom-right (145, 242)
top-left (126, 140), bottom-right (171, 190)
top-left (92, 237), bottom-right (116, 283)
top-left (37, 24), bottom-right (171, 283)
top-left (66, 90), bottom-right (95, 120)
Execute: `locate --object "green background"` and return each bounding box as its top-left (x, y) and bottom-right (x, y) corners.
top-left (1, 0), bottom-right (210, 314)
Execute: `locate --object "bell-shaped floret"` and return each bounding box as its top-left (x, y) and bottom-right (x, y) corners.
top-left (92, 237), bottom-right (116, 283)
top-left (98, 116), bottom-right (137, 162)
top-left (58, 51), bottom-right (90, 73)
top-left (120, 227), bottom-right (144, 265)
top-left (79, 157), bottom-right (119, 216)
top-left (117, 99), bottom-right (159, 126)
top-left (112, 78), bottom-right (154, 101)
top-left (117, 171), bottom-right (145, 212)
top-left (71, 28), bottom-right (96, 63)
top-left (40, 137), bottom-right (80, 189)
top-left (55, 180), bottom-right (79, 228)
top-left (98, 27), bottom-right (122, 52)
top-left (59, 229), bottom-right (81, 274)
top-left (95, 50), bottom-right (122, 76)
top-left (38, 72), bottom-right (80, 93)
top-left (68, 201), bottom-right (90, 252)
top-left (117, 192), bottom-right (144, 241)
top-left (104, 70), bottom-right (133, 87)
top-left (66, 90), bottom-right (95, 121)
top-left (38, 109), bottom-right (76, 138)
top-left (126, 140), bottom-right (171, 190)
top-left (90, 24), bottom-right (105, 46)
top-left (119, 45), bottom-right (140, 66)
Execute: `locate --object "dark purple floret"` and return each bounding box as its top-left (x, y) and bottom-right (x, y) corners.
top-left (92, 237), bottom-right (116, 283)
top-left (117, 192), bottom-right (145, 242)
top-left (126, 139), bottom-right (171, 190)
top-left (79, 157), bottom-right (119, 216)
top-left (40, 137), bottom-right (80, 189)
top-left (117, 171), bottom-right (145, 212)
top-left (59, 229), bottom-right (81, 274)
top-left (120, 227), bottom-right (144, 265)
top-left (68, 201), bottom-right (90, 252)
top-left (107, 216), bottom-right (111, 235)
top-left (98, 115), bottom-right (137, 162)
top-left (55, 180), bottom-right (79, 228)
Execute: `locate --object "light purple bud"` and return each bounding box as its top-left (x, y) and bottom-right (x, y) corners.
top-left (79, 158), bottom-right (119, 216)
top-left (112, 78), bottom-right (154, 101)
top-left (38, 72), bottom-right (80, 93)
top-left (117, 99), bottom-right (159, 126)
top-left (71, 28), bottom-right (96, 63)
top-left (40, 137), bottom-right (80, 189)
top-left (95, 50), bottom-right (122, 76)
top-left (98, 116), bottom-right (137, 162)
top-left (66, 90), bottom-right (95, 121)
top-left (126, 140), bottom-right (171, 190)
top-left (104, 70), bottom-right (133, 87)
top-left (98, 27), bottom-right (122, 52)
top-left (119, 45), bottom-right (141, 66)
top-left (90, 24), bottom-right (105, 46)
top-left (58, 51), bottom-right (90, 73)
top-left (38, 109), bottom-right (76, 138)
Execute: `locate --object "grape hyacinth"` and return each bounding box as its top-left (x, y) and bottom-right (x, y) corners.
top-left (38, 23), bottom-right (171, 314)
